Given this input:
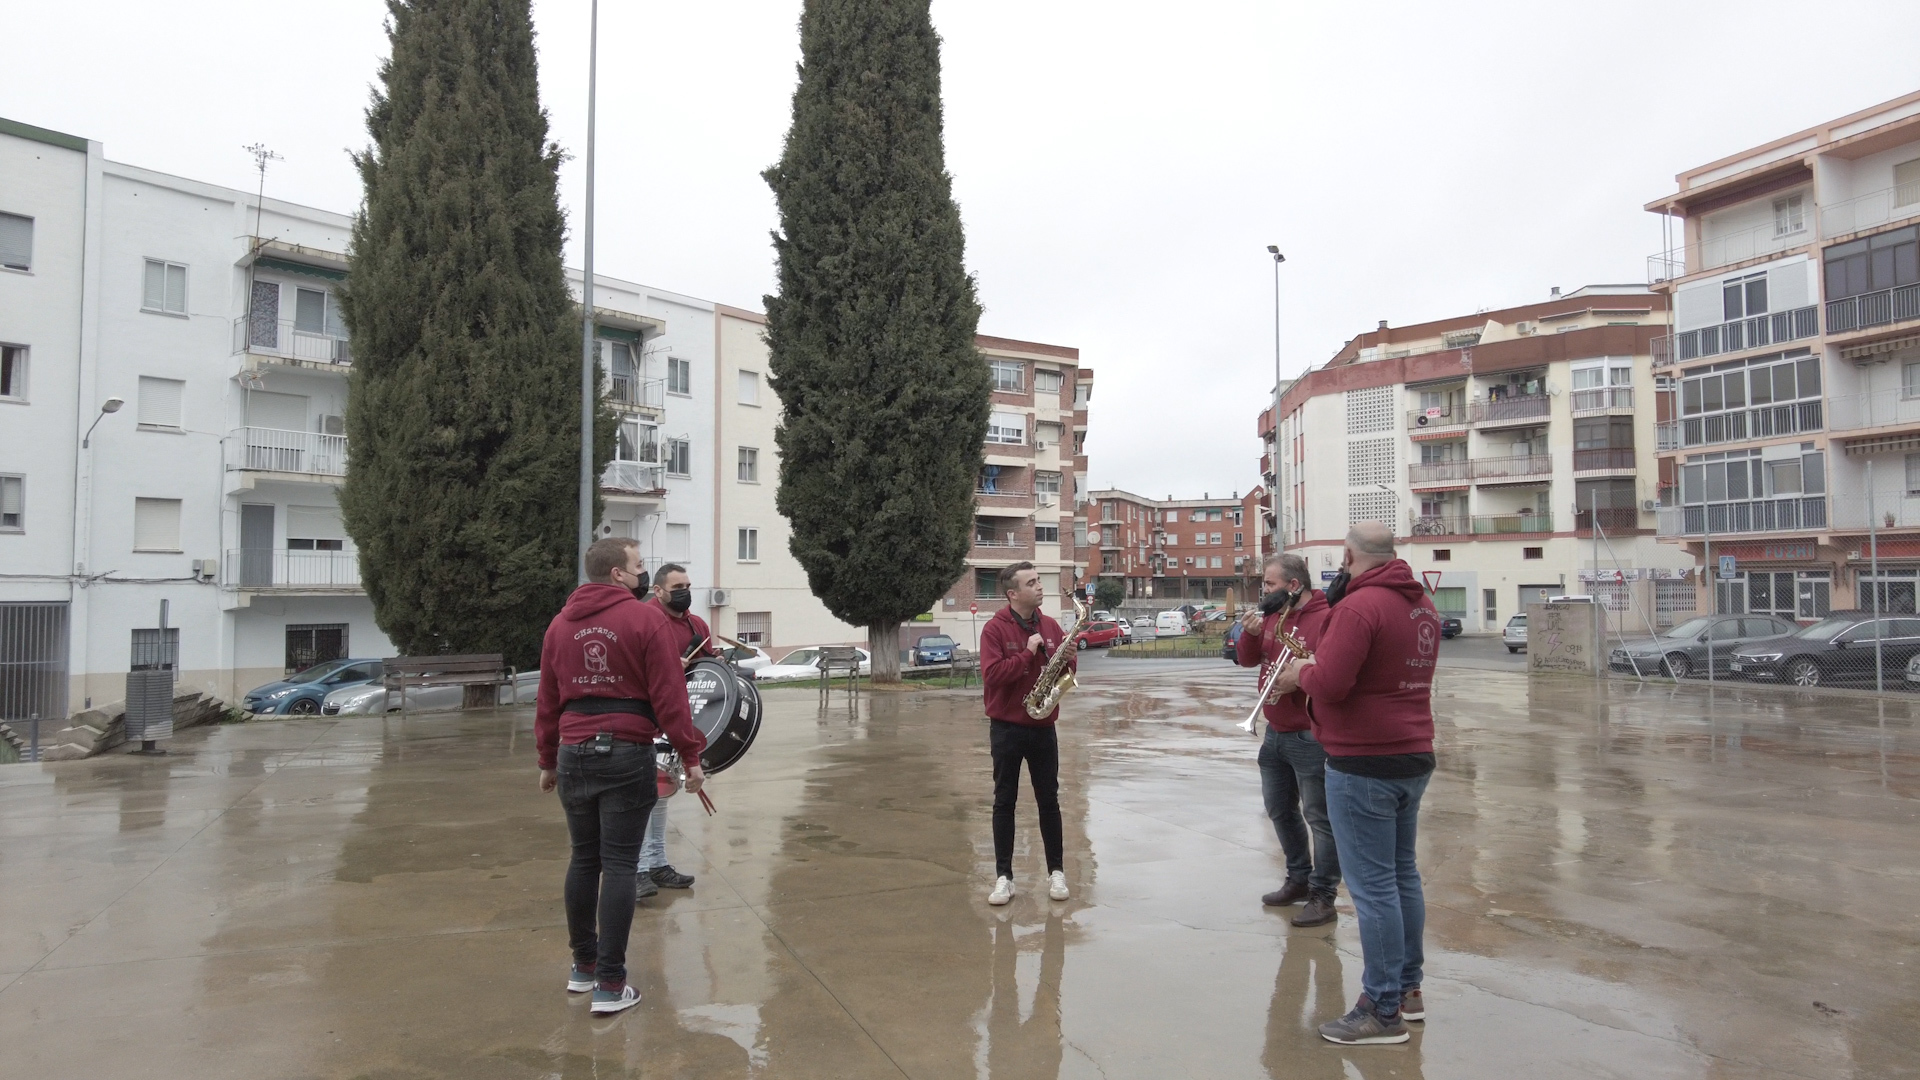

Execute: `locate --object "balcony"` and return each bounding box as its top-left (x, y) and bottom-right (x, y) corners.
top-left (1819, 181), bottom-right (1920, 238)
top-left (1826, 283), bottom-right (1920, 336)
top-left (1676, 400), bottom-right (1822, 449)
top-left (1671, 305), bottom-right (1818, 363)
top-left (1471, 513), bottom-right (1553, 535)
top-left (1471, 454), bottom-right (1553, 482)
top-left (1466, 395), bottom-right (1549, 428)
top-left (1573, 507), bottom-right (1643, 533)
top-left (1828, 494), bottom-right (1920, 533)
top-left (234, 317), bottom-right (351, 366)
top-left (1652, 334), bottom-right (1677, 370)
top-left (601, 461), bottom-right (665, 495)
top-left (1408, 460), bottom-right (1471, 485)
top-left (1829, 390), bottom-right (1920, 433)
top-left (973, 528), bottom-right (1027, 549)
top-left (1408, 514), bottom-right (1469, 537)
top-left (1572, 447), bottom-right (1636, 474)
top-left (608, 374), bottom-right (665, 416)
top-left (223, 549), bottom-right (361, 591)
top-left (1570, 387), bottom-right (1634, 415)
top-left (1657, 421), bottom-right (1681, 451)
top-left (227, 427), bottom-right (348, 479)
top-left (1405, 406), bottom-right (1466, 432)
top-left (1646, 220), bottom-right (1809, 284)
top-left (1655, 496), bottom-right (1828, 537)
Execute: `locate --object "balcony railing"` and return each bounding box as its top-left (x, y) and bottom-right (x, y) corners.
top-left (1472, 454), bottom-right (1553, 480)
top-left (1471, 513), bottom-right (1553, 535)
top-left (1572, 447), bottom-right (1636, 472)
top-left (1829, 390), bottom-right (1920, 432)
top-left (978, 486), bottom-right (1030, 498)
top-left (1573, 507), bottom-right (1643, 532)
top-left (1656, 496), bottom-right (1828, 537)
top-left (1652, 335), bottom-right (1677, 370)
top-left (235, 317), bottom-right (351, 365)
top-left (1408, 514), bottom-right (1469, 537)
top-left (1828, 494), bottom-right (1920, 532)
top-left (1672, 305), bottom-right (1818, 362)
top-left (1826, 283), bottom-right (1920, 336)
top-left (601, 461), bottom-right (665, 494)
top-left (1406, 406), bottom-right (1465, 430)
top-left (223, 549), bottom-right (362, 590)
top-left (609, 374), bottom-right (665, 413)
top-left (1570, 387), bottom-right (1634, 413)
top-left (1466, 396), bottom-right (1550, 426)
top-left (1647, 221), bottom-right (1811, 286)
top-left (1648, 251), bottom-right (1687, 285)
top-left (1819, 182), bottom-right (1920, 237)
top-left (228, 427), bottom-right (348, 477)
top-left (973, 530), bottom-right (1027, 548)
top-left (1408, 460), bottom-right (1470, 484)
top-left (1677, 400), bottom-right (1822, 448)
top-left (1657, 420), bottom-right (1681, 450)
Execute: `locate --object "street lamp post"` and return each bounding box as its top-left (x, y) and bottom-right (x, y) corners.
top-left (1267, 246), bottom-right (1285, 542)
top-left (82, 397), bottom-right (125, 449)
top-left (576, 0), bottom-right (601, 584)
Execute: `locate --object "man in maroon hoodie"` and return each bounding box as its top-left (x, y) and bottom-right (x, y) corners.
top-left (979, 561), bottom-right (1077, 907)
top-left (535, 537), bottom-right (706, 1016)
top-left (1273, 521), bottom-right (1439, 1045)
top-left (634, 562), bottom-right (716, 898)
top-left (1235, 553), bottom-right (1338, 925)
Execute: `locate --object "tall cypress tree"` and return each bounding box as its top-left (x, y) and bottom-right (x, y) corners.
top-left (765, 0), bottom-right (990, 682)
top-left (337, 0), bottom-right (610, 671)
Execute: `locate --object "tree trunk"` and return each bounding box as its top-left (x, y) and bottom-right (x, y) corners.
top-left (868, 621), bottom-right (901, 683)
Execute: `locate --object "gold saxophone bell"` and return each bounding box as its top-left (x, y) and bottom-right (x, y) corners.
top-left (1024, 593), bottom-right (1090, 720)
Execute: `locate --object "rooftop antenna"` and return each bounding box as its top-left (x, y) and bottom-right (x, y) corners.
top-left (241, 144), bottom-right (282, 345)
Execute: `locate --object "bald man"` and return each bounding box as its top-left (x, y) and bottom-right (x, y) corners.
top-left (1272, 521), bottom-right (1439, 1045)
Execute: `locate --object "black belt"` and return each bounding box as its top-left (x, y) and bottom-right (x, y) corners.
top-left (562, 697), bottom-right (656, 719)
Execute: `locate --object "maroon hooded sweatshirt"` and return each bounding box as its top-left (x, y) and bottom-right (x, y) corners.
top-left (1298, 560), bottom-right (1439, 760)
top-left (980, 604), bottom-right (1076, 726)
top-left (648, 596), bottom-right (716, 661)
top-left (1234, 590), bottom-right (1330, 732)
top-left (535, 583), bottom-right (705, 770)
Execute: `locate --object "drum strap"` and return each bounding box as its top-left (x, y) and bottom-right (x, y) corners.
top-left (562, 697), bottom-right (656, 719)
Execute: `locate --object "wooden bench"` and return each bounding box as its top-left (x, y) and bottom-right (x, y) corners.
top-left (818, 645), bottom-right (864, 706)
top-left (384, 654), bottom-right (517, 712)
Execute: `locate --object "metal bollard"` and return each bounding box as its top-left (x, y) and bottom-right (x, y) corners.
top-left (29, 713), bottom-right (39, 764)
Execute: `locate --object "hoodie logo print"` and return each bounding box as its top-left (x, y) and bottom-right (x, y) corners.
top-left (1416, 621), bottom-right (1436, 657)
top-left (583, 640), bottom-right (610, 673)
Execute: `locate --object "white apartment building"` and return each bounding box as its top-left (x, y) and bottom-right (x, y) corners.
top-left (1270, 286), bottom-right (1696, 633)
top-left (1647, 89), bottom-right (1920, 619)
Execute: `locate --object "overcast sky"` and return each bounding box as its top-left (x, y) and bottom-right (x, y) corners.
top-left (11, 1), bottom-right (1920, 499)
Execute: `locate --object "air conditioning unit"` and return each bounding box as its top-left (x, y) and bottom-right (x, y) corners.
top-left (319, 414), bottom-right (346, 436)
top-left (1037, 496), bottom-right (1055, 507)
top-left (1035, 440), bottom-right (1049, 450)
top-left (708, 588), bottom-right (731, 607)
top-left (1642, 500), bottom-right (1656, 512)
top-left (1514, 321), bottom-right (1533, 335)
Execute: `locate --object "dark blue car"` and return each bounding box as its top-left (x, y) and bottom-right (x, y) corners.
top-left (911, 635), bottom-right (956, 666)
top-left (244, 658), bottom-right (385, 715)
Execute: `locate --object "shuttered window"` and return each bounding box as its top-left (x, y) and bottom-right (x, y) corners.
top-left (0, 475), bottom-right (22, 531)
top-left (133, 498), bottom-right (183, 551)
top-left (0, 213), bottom-right (31, 271)
top-left (142, 259), bottom-right (188, 314)
top-left (137, 376), bottom-right (185, 428)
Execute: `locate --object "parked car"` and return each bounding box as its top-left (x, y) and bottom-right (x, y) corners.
top-left (1607, 615), bottom-right (1797, 678)
top-left (1729, 612), bottom-right (1920, 687)
top-left (911, 635), bottom-right (957, 665)
top-left (1090, 610), bottom-right (1114, 622)
top-left (1503, 614), bottom-right (1528, 653)
top-left (1114, 617), bottom-right (1134, 645)
top-left (1905, 651), bottom-right (1920, 687)
top-left (1156, 610), bottom-right (1192, 637)
top-left (1222, 621), bottom-right (1244, 660)
top-left (323, 669), bottom-right (541, 715)
top-left (246, 658), bottom-right (385, 716)
top-left (757, 646), bottom-right (873, 681)
top-left (1438, 616), bottom-right (1463, 639)
top-left (1075, 621), bottom-right (1124, 649)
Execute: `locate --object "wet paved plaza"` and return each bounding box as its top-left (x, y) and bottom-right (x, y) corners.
top-left (2, 656), bottom-right (1916, 1079)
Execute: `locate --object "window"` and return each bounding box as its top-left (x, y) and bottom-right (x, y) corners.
top-left (1522, 547), bottom-right (1543, 560)
top-left (1723, 272), bottom-right (1767, 322)
top-left (0, 212), bottom-right (31, 271)
top-left (1908, 452), bottom-right (1920, 496)
top-left (1166, 510), bottom-right (1179, 523)
top-left (1433, 549), bottom-right (1451, 561)
top-left (1574, 417), bottom-right (1634, 450)
top-left (974, 568), bottom-right (1000, 597)
top-left (737, 447), bottom-right (759, 483)
top-left (1034, 369), bottom-right (1062, 394)
top-left (1210, 532), bottom-right (1222, 545)
top-left (133, 497), bottom-right (183, 552)
top-left (0, 475), bottom-right (21, 531)
top-left (285, 624), bottom-right (348, 675)
top-left (1034, 471), bottom-right (1062, 496)
top-left (1484, 589), bottom-right (1497, 625)
top-left (738, 369), bottom-right (760, 406)
top-left (1234, 509), bottom-right (1243, 525)
top-left (991, 360), bottom-right (1025, 392)
top-left (1035, 525), bottom-right (1059, 544)
top-left (1073, 382), bottom-right (1090, 408)
top-left (663, 521), bottom-right (691, 560)
top-left (667, 438), bottom-right (691, 477)
top-left (1905, 361), bottom-right (1920, 399)
top-left (1234, 532), bottom-right (1244, 548)
top-left (142, 259), bottom-right (189, 315)
top-left (293, 287), bottom-right (329, 334)
top-left (1, 344), bottom-right (23, 400)
top-left (735, 612), bottom-right (771, 646)
top-left (668, 357), bottom-right (691, 396)
top-left (1210, 557), bottom-right (1222, 569)
top-left (1772, 192), bottom-right (1804, 237)
top-left (736, 527), bottom-right (759, 561)
top-left (137, 376), bottom-right (185, 429)
top-left (1824, 225), bottom-right (1920, 301)
top-left (1035, 421), bottom-right (1063, 446)
top-left (286, 506), bottom-right (345, 552)
top-left (986, 411), bottom-right (1025, 445)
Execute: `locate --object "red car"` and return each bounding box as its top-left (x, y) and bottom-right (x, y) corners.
top-left (1075, 620), bottom-right (1124, 648)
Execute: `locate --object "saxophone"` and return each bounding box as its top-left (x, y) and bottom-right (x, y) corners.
top-left (1024, 593), bottom-right (1090, 720)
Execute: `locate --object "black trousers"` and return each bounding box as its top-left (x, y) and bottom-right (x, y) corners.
top-left (990, 719), bottom-right (1063, 879)
top-left (558, 740), bottom-right (657, 987)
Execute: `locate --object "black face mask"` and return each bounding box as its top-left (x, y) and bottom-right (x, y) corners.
top-left (665, 586), bottom-right (693, 614)
top-left (625, 568), bottom-right (650, 602)
top-left (1258, 588), bottom-right (1298, 616)
top-left (1323, 569), bottom-right (1352, 607)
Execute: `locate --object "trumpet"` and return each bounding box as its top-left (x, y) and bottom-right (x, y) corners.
top-left (1238, 598), bottom-right (1313, 734)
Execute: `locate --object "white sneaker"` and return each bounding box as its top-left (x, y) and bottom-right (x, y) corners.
top-left (1048, 870), bottom-right (1069, 901)
top-left (988, 876), bottom-right (1015, 905)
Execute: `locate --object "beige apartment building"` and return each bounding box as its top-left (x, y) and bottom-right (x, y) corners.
top-left (1646, 89), bottom-right (1920, 620)
top-left (1268, 287), bottom-right (1696, 634)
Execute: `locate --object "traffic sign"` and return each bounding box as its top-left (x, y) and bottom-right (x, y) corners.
top-left (1718, 555), bottom-right (1737, 580)
top-left (968, 601), bottom-right (978, 615)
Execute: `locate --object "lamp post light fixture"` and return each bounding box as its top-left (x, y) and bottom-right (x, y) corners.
top-left (82, 397), bottom-right (125, 449)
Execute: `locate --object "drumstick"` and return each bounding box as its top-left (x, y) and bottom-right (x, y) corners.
top-left (697, 789), bottom-right (716, 815)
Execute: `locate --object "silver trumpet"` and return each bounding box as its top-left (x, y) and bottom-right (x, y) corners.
top-left (1238, 599), bottom-right (1312, 734)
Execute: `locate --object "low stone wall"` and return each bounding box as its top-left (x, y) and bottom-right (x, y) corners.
top-left (37, 691), bottom-right (240, 761)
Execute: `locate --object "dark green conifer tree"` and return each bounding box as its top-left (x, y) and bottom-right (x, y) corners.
top-left (764, 0), bottom-right (990, 682)
top-left (337, 0), bottom-right (610, 670)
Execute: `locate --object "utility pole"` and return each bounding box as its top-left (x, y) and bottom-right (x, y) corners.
top-left (1267, 246), bottom-right (1285, 544)
top-left (1869, 459), bottom-right (1883, 692)
top-left (576, 0), bottom-right (601, 583)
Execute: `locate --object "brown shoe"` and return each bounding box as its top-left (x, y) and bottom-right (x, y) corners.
top-left (1262, 880), bottom-right (1310, 906)
top-left (1291, 893), bottom-right (1338, 927)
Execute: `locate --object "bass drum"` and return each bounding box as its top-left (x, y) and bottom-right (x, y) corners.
top-left (683, 659), bottom-right (762, 775)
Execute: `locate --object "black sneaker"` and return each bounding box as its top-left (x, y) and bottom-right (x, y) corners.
top-left (1292, 892), bottom-right (1338, 927)
top-left (649, 865), bottom-right (695, 889)
top-left (635, 873), bottom-right (659, 900)
top-left (1319, 995), bottom-right (1410, 1045)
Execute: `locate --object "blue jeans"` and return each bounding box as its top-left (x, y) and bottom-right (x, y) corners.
top-left (640, 798), bottom-right (669, 871)
top-left (1323, 767), bottom-right (1429, 1015)
top-left (1257, 728), bottom-right (1340, 896)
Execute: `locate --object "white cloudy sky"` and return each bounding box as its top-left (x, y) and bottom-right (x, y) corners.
top-left (10, 1), bottom-right (1920, 498)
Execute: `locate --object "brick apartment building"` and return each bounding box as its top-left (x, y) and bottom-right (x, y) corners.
top-left (1086, 489), bottom-right (1264, 602)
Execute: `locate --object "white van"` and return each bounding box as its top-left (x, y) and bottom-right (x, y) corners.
top-left (1155, 610), bottom-right (1191, 637)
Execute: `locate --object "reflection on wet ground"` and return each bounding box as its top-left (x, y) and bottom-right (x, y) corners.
top-left (1, 662), bottom-right (1914, 1078)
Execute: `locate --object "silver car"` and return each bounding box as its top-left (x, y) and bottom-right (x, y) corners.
top-left (1503, 614), bottom-right (1528, 653)
top-left (1607, 615), bottom-right (1796, 679)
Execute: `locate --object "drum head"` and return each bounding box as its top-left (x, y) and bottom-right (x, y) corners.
top-left (684, 660), bottom-right (740, 743)
top-left (700, 671), bottom-right (762, 775)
